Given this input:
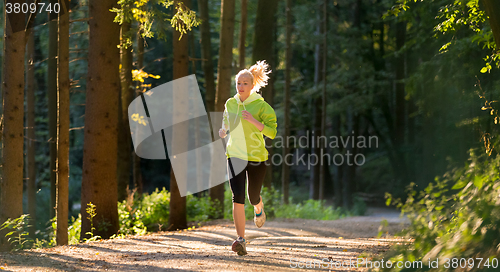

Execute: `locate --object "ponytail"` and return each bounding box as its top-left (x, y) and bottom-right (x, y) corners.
top-left (248, 60), bottom-right (271, 92)
top-left (235, 60), bottom-right (272, 93)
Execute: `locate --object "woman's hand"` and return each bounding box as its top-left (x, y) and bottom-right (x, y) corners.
top-left (242, 110), bottom-right (264, 131)
top-left (242, 110), bottom-right (257, 123)
top-left (219, 128), bottom-right (227, 138)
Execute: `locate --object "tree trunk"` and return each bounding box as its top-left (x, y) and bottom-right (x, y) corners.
top-left (56, 0), bottom-right (70, 245)
top-left (394, 21), bottom-right (407, 184)
top-left (117, 21), bottom-right (134, 202)
top-left (282, 0), bottom-right (292, 204)
top-left (331, 4), bottom-right (342, 207)
top-left (370, 7), bottom-right (403, 187)
top-left (209, 0), bottom-right (236, 218)
top-left (80, 0), bottom-right (121, 240)
top-left (339, 0), bottom-right (362, 209)
top-left (482, 0), bottom-right (500, 48)
top-left (188, 30), bottom-right (196, 74)
top-left (332, 114), bottom-right (342, 206)
top-left (26, 23), bottom-right (37, 241)
top-left (133, 31), bottom-right (145, 196)
top-left (311, 0), bottom-right (325, 200)
top-left (137, 32), bottom-right (145, 70)
top-left (407, 97), bottom-right (416, 180)
top-left (395, 21), bottom-right (406, 147)
top-left (198, 0), bottom-right (216, 113)
top-left (238, 0), bottom-right (248, 70)
top-left (252, 0), bottom-right (278, 189)
top-left (0, 1), bottom-right (25, 251)
top-left (319, 0), bottom-right (327, 200)
top-left (341, 107), bottom-right (358, 209)
top-left (168, 0), bottom-right (190, 231)
top-left (310, 99), bottom-right (321, 200)
top-left (48, 0), bottom-right (59, 220)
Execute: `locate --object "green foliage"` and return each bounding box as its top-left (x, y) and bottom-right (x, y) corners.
top-left (135, 188), bottom-right (170, 230)
top-left (84, 202), bottom-right (101, 242)
top-left (169, 2), bottom-right (201, 39)
top-left (387, 0), bottom-right (499, 71)
top-left (223, 185), bottom-right (362, 221)
top-left (118, 201), bottom-right (148, 235)
top-left (380, 149), bottom-right (500, 271)
top-left (0, 215), bottom-right (34, 251)
top-left (187, 193), bottom-right (221, 222)
top-left (3, 186), bottom-right (362, 251)
top-left (0, 215), bottom-right (56, 251)
top-left (68, 214), bottom-right (81, 244)
top-left (274, 199), bottom-right (345, 220)
top-left (111, 0), bottom-right (200, 42)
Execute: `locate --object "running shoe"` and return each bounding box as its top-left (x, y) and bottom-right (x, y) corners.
top-left (232, 237), bottom-right (247, 256)
top-left (254, 203), bottom-right (266, 228)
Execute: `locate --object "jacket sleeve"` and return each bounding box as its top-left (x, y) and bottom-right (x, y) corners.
top-left (222, 104), bottom-right (230, 132)
top-left (260, 104), bottom-right (277, 139)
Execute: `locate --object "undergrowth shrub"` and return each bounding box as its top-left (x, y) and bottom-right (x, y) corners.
top-left (223, 184), bottom-right (362, 220)
top-left (0, 215), bottom-right (56, 250)
top-left (379, 149), bottom-right (500, 271)
top-left (3, 184), bottom-right (365, 250)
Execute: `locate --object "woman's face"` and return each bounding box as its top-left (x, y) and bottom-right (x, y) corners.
top-left (237, 75), bottom-right (253, 99)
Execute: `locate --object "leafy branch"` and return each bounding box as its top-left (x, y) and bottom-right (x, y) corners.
top-left (84, 202), bottom-right (101, 242)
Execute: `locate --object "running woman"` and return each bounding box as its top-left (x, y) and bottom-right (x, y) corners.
top-left (218, 60), bottom-right (277, 256)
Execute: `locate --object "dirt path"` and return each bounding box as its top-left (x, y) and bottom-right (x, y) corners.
top-left (0, 208), bottom-right (409, 271)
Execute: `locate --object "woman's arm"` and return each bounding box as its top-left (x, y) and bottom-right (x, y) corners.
top-left (242, 110), bottom-right (264, 131)
top-left (260, 104), bottom-right (277, 139)
top-left (242, 106), bottom-right (277, 139)
top-left (220, 102), bottom-right (230, 138)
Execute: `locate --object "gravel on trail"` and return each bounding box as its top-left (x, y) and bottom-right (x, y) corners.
top-left (0, 207), bottom-right (410, 272)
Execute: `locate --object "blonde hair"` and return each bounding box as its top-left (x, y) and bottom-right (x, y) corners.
top-left (235, 60), bottom-right (271, 93)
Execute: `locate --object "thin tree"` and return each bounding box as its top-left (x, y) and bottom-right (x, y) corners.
top-left (80, 0), bottom-right (121, 240)
top-left (482, 0), bottom-right (500, 47)
top-left (168, 0), bottom-right (190, 231)
top-left (331, 3), bottom-right (342, 207)
top-left (394, 20), bottom-right (407, 185)
top-left (310, 0), bottom-right (326, 200)
top-left (238, 0), bottom-right (248, 70)
top-left (282, 0), bottom-right (292, 204)
top-left (319, 0), bottom-right (327, 200)
top-left (252, 0), bottom-right (278, 189)
top-left (342, 0), bottom-right (363, 209)
top-left (0, 0), bottom-right (25, 251)
top-left (26, 19), bottom-right (37, 241)
top-left (368, 1), bottom-right (402, 195)
top-left (118, 18), bottom-right (134, 202)
top-left (210, 0), bottom-right (236, 218)
top-left (198, 0), bottom-right (216, 200)
top-left (134, 31), bottom-right (145, 196)
top-left (56, 0), bottom-right (70, 246)
top-left (198, 0), bottom-right (216, 113)
top-left (48, 0), bottom-right (59, 219)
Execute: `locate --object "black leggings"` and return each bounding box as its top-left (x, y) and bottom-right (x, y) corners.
top-left (227, 157), bottom-right (267, 205)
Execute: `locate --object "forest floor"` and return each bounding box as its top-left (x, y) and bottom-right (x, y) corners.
top-left (0, 207), bottom-right (410, 272)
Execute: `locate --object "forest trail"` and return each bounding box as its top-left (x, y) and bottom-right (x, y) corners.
top-left (0, 208), bottom-right (409, 271)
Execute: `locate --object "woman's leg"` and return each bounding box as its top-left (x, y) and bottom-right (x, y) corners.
top-left (228, 158), bottom-right (248, 238)
top-left (233, 203), bottom-right (245, 238)
top-left (246, 161), bottom-right (267, 212)
top-left (253, 196), bottom-right (263, 214)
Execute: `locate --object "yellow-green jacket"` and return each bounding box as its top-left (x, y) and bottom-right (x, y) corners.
top-left (222, 92), bottom-right (277, 162)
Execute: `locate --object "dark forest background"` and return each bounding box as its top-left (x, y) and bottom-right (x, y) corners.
top-left (1, 0), bottom-right (500, 259)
